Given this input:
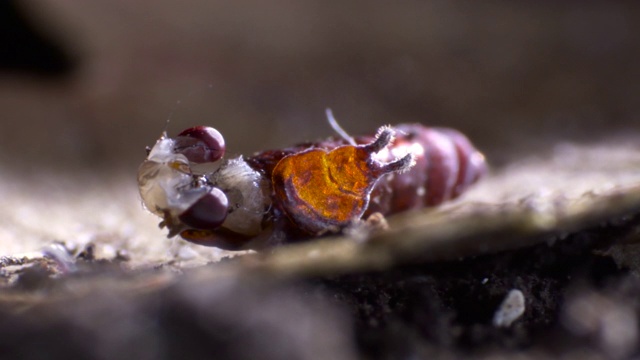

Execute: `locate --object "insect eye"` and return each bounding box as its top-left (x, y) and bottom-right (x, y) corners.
top-left (178, 187), bottom-right (229, 230)
top-left (174, 126), bottom-right (226, 163)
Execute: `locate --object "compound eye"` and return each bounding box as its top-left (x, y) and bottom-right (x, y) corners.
top-left (178, 187), bottom-right (229, 230)
top-left (174, 126), bottom-right (225, 163)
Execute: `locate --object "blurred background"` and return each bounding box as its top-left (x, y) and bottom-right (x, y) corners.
top-left (1, 0), bottom-right (638, 173)
top-left (0, 0), bottom-right (639, 259)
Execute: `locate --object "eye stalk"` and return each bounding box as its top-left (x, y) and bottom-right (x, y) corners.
top-left (174, 126), bottom-right (226, 163)
top-left (178, 187), bottom-right (229, 230)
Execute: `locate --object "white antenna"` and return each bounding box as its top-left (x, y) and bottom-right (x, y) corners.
top-left (325, 108), bottom-right (356, 145)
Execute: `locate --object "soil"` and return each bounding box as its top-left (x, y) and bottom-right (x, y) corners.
top-left (1, 213), bottom-right (638, 359)
top-left (315, 217), bottom-right (634, 359)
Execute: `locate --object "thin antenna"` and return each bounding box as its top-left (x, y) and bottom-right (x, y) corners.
top-left (325, 108), bottom-right (356, 145)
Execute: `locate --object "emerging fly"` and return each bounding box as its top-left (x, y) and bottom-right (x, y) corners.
top-left (137, 110), bottom-right (486, 250)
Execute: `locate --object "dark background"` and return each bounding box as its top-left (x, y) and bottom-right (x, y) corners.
top-left (1, 0), bottom-right (638, 172)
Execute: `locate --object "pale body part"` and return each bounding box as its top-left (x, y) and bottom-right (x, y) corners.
top-left (137, 135), bottom-right (206, 218)
top-left (208, 157), bottom-right (270, 236)
top-left (137, 133), bottom-right (269, 237)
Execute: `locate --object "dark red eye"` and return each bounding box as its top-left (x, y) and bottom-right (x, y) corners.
top-left (178, 187), bottom-right (229, 230)
top-left (174, 126), bottom-right (225, 163)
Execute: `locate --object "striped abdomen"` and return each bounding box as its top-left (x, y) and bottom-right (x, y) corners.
top-left (365, 124), bottom-right (486, 216)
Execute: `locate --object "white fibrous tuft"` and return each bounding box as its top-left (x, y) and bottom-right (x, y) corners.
top-left (372, 139), bottom-right (422, 173)
top-left (137, 136), bottom-right (207, 219)
top-left (376, 125), bottom-right (395, 144)
top-left (211, 156), bottom-right (269, 236)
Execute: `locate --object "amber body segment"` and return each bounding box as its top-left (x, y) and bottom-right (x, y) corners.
top-left (270, 134), bottom-right (412, 234)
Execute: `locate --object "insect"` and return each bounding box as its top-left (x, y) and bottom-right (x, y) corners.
top-left (137, 110), bottom-right (486, 250)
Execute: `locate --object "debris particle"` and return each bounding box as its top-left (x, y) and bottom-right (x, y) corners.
top-left (42, 243), bottom-right (77, 274)
top-left (492, 289), bottom-right (525, 327)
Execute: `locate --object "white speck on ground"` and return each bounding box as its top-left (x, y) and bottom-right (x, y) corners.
top-left (493, 289), bottom-right (525, 327)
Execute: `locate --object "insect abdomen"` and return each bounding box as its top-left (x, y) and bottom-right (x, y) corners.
top-left (366, 124), bottom-right (486, 215)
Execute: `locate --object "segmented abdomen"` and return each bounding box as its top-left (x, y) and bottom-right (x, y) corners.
top-left (364, 124), bottom-right (486, 216)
